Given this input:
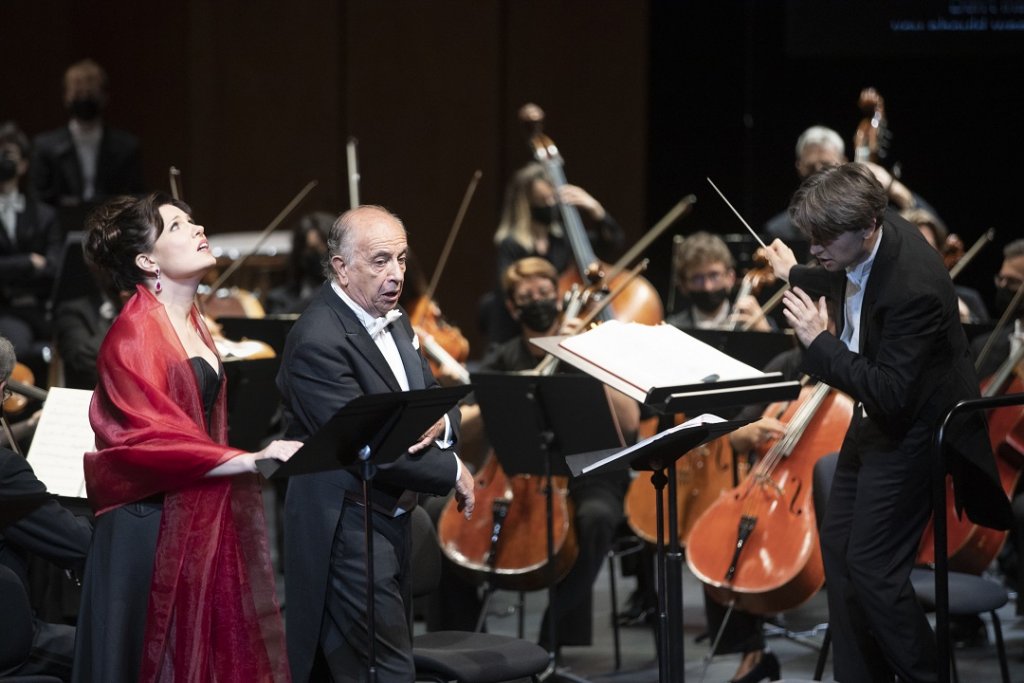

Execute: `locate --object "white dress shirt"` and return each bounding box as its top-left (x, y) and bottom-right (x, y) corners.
top-left (840, 227), bottom-right (884, 355)
top-left (69, 120), bottom-right (102, 201)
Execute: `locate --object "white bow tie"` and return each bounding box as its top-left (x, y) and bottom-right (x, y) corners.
top-left (367, 309), bottom-right (402, 338)
top-left (0, 193), bottom-right (25, 213)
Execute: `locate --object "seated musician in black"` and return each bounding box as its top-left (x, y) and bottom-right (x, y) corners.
top-left (0, 334), bottom-right (93, 682)
top-left (481, 162), bottom-right (624, 346)
top-left (430, 256), bottom-right (639, 655)
top-left (667, 232), bottom-right (773, 332)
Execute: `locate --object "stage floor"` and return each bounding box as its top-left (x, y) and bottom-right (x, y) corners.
top-left (416, 559), bottom-right (1023, 683)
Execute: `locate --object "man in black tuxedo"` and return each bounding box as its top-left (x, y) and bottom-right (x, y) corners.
top-left (276, 205), bottom-right (475, 682)
top-left (766, 163), bottom-right (1011, 682)
top-left (30, 59), bottom-right (144, 209)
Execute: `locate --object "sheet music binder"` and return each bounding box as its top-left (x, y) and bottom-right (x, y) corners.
top-left (530, 331), bottom-right (800, 413)
top-left (256, 385), bottom-right (471, 479)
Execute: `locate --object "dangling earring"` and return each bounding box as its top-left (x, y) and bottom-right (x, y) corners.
top-left (154, 267), bottom-right (162, 293)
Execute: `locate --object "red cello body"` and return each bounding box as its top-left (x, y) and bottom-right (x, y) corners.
top-left (686, 383), bottom-right (853, 615)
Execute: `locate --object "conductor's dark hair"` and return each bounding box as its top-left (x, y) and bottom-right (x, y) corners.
top-left (789, 162), bottom-right (887, 245)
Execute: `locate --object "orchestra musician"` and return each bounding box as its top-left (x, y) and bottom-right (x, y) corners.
top-left (1, 334), bottom-right (93, 682)
top-left (900, 207), bottom-right (989, 325)
top-left (441, 256), bottom-right (639, 652)
top-left (761, 125), bottom-right (922, 249)
top-left (666, 231), bottom-right (773, 332)
top-left (765, 162), bottom-right (1011, 682)
top-left (0, 121), bottom-right (63, 379)
top-left (264, 210), bottom-right (333, 315)
top-left (275, 205), bottom-right (475, 682)
top-left (74, 193), bottom-right (299, 682)
top-left (30, 59), bottom-right (144, 209)
top-left (974, 239), bottom-right (1024, 613)
top-left (481, 163), bottom-right (624, 346)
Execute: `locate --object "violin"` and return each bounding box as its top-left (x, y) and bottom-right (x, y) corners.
top-left (519, 104), bottom-right (664, 327)
top-left (2, 362), bottom-right (39, 415)
top-left (685, 382), bottom-right (853, 614)
top-left (853, 87), bottom-right (890, 165)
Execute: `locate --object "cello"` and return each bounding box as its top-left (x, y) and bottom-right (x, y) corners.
top-left (916, 308), bottom-right (1024, 572)
top-left (435, 266), bottom-right (649, 592)
top-left (686, 381), bottom-right (853, 614)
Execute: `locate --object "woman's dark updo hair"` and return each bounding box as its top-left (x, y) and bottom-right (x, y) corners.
top-left (84, 192), bottom-right (191, 296)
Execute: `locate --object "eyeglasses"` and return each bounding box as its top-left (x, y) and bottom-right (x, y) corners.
top-left (994, 275), bottom-right (1024, 290)
top-left (685, 269), bottom-right (728, 289)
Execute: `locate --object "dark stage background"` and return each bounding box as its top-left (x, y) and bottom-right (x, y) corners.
top-left (5, 0), bottom-right (1021, 357)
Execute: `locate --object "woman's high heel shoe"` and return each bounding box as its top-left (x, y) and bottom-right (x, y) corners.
top-left (729, 650), bottom-right (780, 683)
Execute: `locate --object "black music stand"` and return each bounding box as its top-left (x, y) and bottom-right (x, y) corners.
top-left (532, 332), bottom-right (800, 683)
top-left (471, 372), bottom-right (623, 681)
top-left (566, 417), bottom-right (752, 682)
top-left (257, 385), bottom-right (470, 683)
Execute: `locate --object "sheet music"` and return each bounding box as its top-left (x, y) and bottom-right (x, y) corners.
top-left (581, 413), bottom-right (724, 475)
top-left (25, 387), bottom-right (94, 499)
top-left (558, 321), bottom-right (764, 393)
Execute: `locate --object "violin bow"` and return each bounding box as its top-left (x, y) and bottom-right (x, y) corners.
top-left (346, 137), bottom-right (360, 210)
top-left (531, 259), bottom-right (650, 375)
top-left (202, 180), bottom-right (319, 300)
top-left (169, 166), bottom-right (183, 201)
top-left (601, 195), bottom-right (696, 283)
top-left (975, 280), bottom-right (1024, 374)
top-left (423, 169), bottom-right (483, 305)
top-left (948, 228), bottom-right (995, 281)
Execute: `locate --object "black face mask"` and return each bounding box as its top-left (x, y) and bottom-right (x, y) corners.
top-left (516, 298), bottom-right (559, 332)
top-left (994, 285), bottom-right (1024, 319)
top-left (68, 96), bottom-right (102, 122)
top-left (688, 288), bottom-right (729, 314)
top-left (0, 154), bottom-right (17, 182)
top-left (530, 205), bottom-right (558, 225)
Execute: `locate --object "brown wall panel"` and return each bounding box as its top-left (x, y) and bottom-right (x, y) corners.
top-left (2, 0), bottom-right (650, 358)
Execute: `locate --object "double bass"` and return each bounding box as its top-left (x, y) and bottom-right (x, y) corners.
top-left (686, 381), bottom-right (853, 614)
top-left (519, 104), bottom-right (664, 327)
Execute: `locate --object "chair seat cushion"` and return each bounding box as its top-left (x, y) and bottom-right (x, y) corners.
top-left (910, 568), bottom-right (1008, 614)
top-left (413, 631), bottom-right (549, 683)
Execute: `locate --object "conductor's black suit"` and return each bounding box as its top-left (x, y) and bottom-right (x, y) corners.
top-left (791, 215), bottom-right (1010, 682)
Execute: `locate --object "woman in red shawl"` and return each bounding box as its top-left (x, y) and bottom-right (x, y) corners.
top-left (72, 193), bottom-right (299, 683)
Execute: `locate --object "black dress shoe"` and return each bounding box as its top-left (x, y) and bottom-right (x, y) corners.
top-left (729, 650), bottom-right (780, 683)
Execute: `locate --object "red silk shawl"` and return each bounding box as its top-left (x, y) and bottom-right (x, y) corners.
top-left (85, 286), bottom-right (289, 682)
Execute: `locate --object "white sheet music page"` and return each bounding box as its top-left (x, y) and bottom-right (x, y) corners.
top-left (581, 412), bottom-right (725, 475)
top-left (558, 320), bottom-right (763, 393)
top-left (25, 387), bottom-right (94, 499)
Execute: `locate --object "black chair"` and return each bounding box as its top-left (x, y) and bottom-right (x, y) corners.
top-left (410, 506), bottom-right (550, 683)
top-left (0, 564), bottom-right (62, 683)
top-left (809, 451), bottom-right (1012, 683)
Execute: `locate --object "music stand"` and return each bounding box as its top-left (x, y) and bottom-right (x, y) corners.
top-left (258, 385), bottom-right (470, 683)
top-left (470, 372), bottom-right (623, 678)
top-left (533, 327), bottom-right (800, 682)
top-left (566, 417), bottom-right (752, 683)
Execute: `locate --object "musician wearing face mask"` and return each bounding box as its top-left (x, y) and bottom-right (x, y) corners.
top-left (450, 257), bottom-right (638, 653)
top-left (31, 59), bottom-right (144, 209)
top-left (482, 163), bottom-right (624, 345)
top-left (0, 122), bottom-right (63, 379)
top-left (667, 231), bottom-right (773, 333)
